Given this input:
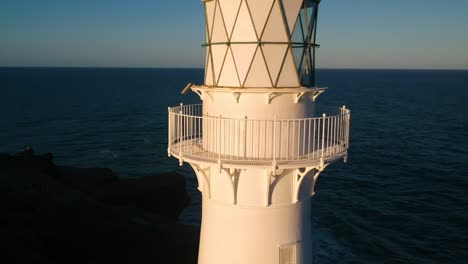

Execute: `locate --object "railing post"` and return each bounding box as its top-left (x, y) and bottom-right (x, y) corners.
top-left (341, 106), bottom-right (345, 148)
top-left (273, 116), bottom-right (277, 161)
top-left (218, 115), bottom-right (222, 162)
top-left (207, 115), bottom-right (210, 158)
top-left (179, 103), bottom-right (183, 166)
top-left (307, 118), bottom-right (311, 159)
top-left (167, 107), bottom-right (171, 157)
top-left (345, 107), bottom-right (350, 148)
top-left (286, 120), bottom-right (290, 160)
top-left (341, 105), bottom-right (346, 151)
top-left (243, 116), bottom-right (247, 158)
top-left (321, 113), bottom-right (326, 161)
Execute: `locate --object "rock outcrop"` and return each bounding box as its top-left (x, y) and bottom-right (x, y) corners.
top-left (0, 148), bottom-right (199, 264)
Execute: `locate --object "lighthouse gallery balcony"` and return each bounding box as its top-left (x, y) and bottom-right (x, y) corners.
top-left (168, 104), bottom-right (350, 169)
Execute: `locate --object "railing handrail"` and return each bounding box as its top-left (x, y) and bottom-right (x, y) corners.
top-left (170, 104), bottom-right (350, 121)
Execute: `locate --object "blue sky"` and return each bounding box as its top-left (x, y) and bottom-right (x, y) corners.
top-left (1, 0), bottom-right (467, 69)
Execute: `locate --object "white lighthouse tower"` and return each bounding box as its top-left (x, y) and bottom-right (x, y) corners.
top-left (168, 0), bottom-right (350, 263)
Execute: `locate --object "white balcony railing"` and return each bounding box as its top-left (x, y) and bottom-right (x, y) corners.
top-left (168, 104), bottom-right (350, 168)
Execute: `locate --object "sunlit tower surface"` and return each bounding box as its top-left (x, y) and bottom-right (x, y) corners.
top-left (167, 0), bottom-right (350, 263)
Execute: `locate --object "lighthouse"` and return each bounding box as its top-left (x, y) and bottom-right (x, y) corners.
top-left (168, 0), bottom-right (350, 263)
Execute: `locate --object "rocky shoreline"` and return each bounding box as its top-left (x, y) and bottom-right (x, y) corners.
top-left (0, 148), bottom-right (199, 263)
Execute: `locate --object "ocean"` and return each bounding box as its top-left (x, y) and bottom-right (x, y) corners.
top-left (1, 68), bottom-right (467, 263)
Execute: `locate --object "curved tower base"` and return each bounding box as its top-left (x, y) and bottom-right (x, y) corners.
top-left (198, 198), bottom-right (312, 264)
top-left (188, 165), bottom-right (323, 264)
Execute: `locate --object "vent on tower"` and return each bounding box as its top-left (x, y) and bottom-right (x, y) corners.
top-left (279, 244), bottom-right (297, 264)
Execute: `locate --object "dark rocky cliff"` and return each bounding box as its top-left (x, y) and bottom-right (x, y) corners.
top-left (0, 148), bottom-right (199, 264)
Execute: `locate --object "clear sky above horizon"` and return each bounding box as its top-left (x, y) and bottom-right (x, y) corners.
top-left (1, 0), bottom-right (467, 69)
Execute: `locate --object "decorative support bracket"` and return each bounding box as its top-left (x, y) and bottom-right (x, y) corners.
top-left (233, 92), bottom-right (241, 103)
top-left (231, 169), bottom-right (240, 205)
top-left (319, 158), bottom-right (329, 172)
top-left (189, 163), bottom-right (211, 197)
top-left (293, 166), bottom-right (316, 203)
top-left (311, 169), bottom-right (323, 196)
top-left (192, 89), bottom-right (203, 100)
top-left (217, 159), bottom-right (222, 173)
top-left (221, 168), bottom-right (240, 205)
top-left (310, 89), bottom-right (326, 101)
top-left (264, 169), bottom-right (272, 206)
top-left (294, 92), bottom-right (307, 104)
top-left (204, 91), bottom-right (214, 101)
top-left (271, 161), bottom-right (278, 176)
top-left (266, 93), bottom-right (277, 104)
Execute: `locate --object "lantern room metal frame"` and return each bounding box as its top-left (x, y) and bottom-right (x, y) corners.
top-left (203, 0), bottom-right (321, 88)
